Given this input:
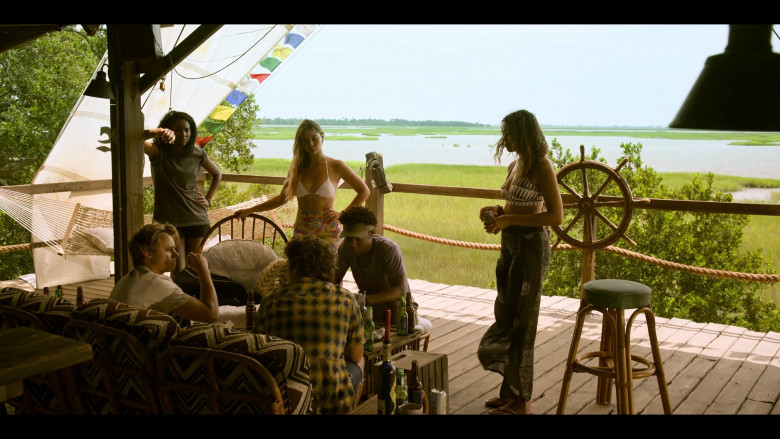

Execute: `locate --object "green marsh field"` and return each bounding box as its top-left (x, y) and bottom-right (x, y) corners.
top-left (247, 125), bottom-right (780, 304)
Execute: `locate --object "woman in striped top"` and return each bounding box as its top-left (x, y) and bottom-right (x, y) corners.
top-left (477, 109), bottom-right (563, 415)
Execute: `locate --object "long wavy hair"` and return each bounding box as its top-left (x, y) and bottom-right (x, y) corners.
top-left (493, 109), bottom-right (548, 177)
top-left (157, 110), bottom-right (198, 154)
top-left (282, 119), bottom-right (325, 201)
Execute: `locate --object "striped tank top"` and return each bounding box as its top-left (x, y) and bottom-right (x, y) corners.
top-left (501, 176), bottom-right (544, 207)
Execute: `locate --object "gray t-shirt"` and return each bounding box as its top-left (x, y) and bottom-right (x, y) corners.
top-left (335, 234), bottom-right (411, 321)
top-left (149, 145), bottom-right (210, 227)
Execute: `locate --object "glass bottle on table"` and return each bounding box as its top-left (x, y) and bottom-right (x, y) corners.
top-left (405, 291), bottom-right (416, 334)
top-left (54, 285), bottom-right (63, 299)
top-left (408, 359), bottom-right (424, 406)
top-left (364, 305), bottom-right (375, 352)
top-left (377, 309), bottom-right (397, 415)
top-left (397, 296), bottom-right (408, 336)
top-left (245, 290), bottom-right (256, 331)
top-left (395, 368), bottom-right (408, 412)
top-left (43, 287), bottom-right (50, 296)
top-left (76, 286), bottom-right (85, 306)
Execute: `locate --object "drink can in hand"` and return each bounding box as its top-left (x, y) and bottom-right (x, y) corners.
top-left (482, 210), bottom-right (494, 222)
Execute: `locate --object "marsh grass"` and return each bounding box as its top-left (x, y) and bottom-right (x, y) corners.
top-left (244, 159), bottom-right (779, 304)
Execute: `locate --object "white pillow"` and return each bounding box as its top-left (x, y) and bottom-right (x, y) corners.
top-left (83, 227), bottom-right (114, 255)
top-left (204, 240), bottom-right (278, 292)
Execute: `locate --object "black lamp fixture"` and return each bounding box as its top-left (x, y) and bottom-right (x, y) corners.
top-left (669, 24), bottom-right (780, 132)
top-left (84, 63), bottom-right (115, 100)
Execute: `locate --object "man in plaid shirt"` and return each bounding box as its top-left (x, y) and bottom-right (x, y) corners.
top-left (255, 235), bottom-right (365, 414)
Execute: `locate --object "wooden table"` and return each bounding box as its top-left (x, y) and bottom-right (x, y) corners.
top-left (0, 327), bottom-right (93, 402)
top-left (350, 394), bottom-right (378, 415)
top-left (362, 325), bottom-right (426, 397)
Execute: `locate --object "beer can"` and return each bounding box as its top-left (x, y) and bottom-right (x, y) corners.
top-left (429, 388), bottom-right (447, 414)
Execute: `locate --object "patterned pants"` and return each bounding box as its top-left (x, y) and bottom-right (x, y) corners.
top-left (293, 208), bottom-right (343, 254)
top-left (477, 226), bottom-right (550, 402)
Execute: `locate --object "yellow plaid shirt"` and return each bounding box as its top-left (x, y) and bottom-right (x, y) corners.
top-left (256, 277), bottom-right (364, 414)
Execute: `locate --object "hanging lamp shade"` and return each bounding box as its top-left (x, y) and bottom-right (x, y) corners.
top-left (670, 24), bottom-right (780, 132)
top-left (84, 70), bottom-right (115, 100)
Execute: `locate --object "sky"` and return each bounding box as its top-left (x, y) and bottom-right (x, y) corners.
top-left (251, 24), bottom-right (736, 127)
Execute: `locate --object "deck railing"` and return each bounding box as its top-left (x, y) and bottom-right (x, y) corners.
top-left (4, 168), bottom-right (780, 289)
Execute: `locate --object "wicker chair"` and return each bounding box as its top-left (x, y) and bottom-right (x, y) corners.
top-left (61, 299), bottom-right (181, 414)
top-left (160, 323), bottom-right (314, 415)
top-left (200, 212), bottom-right (289, 257)
top-left (156, 346), bottom-right (287, 414)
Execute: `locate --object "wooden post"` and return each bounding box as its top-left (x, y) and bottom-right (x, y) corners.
top-left (363, 165), bottom-right (385, 236)
top-left (109, 26), bottom-right (146, 280)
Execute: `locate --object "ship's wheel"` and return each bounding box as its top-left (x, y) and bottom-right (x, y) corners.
top-left (551, 145), bottom-right (645, 250)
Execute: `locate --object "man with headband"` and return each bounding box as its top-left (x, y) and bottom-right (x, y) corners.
top-left (335, 206), bottom-right (417, 326)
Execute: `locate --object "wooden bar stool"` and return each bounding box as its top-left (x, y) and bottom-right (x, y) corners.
top-left (557, 279), bottom-right (672, 414)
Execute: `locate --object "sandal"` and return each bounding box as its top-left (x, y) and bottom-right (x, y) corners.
top-left (484, 397), bottom-right (511, 408)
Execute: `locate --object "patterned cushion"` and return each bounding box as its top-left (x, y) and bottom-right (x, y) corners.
top-left (254, 258), bottom-right (289, 299)
top-left (70, 299), bottom-right (181, 352)
top-left (171, 323), bottom-right (313, 414)
top-left (0, 288), bottom-right (75, 334)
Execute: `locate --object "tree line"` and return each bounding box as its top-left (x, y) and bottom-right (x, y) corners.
top-left (260, 117), bottom-right (490, 127)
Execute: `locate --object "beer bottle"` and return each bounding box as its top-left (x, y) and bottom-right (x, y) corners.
top-left (395, 368), bottom-right (409, 412)
top-left (245, 290), bottom-right (256, 331)
top-left (408, 359), bottom-right (424, 406)
top-left (76, 286), bottom-right (85, 306)
top-left (397, 296), bottom-right (408, 336)
top-left (364, 305), bottom-right (375, 352)
top-left (377, 309), bottom-right (396, 415)
top-left (43, 287), bottom-right (50, 296)
top-left (54, 285), bottom-right (63, 299)
top-left (405, 291), bottom-right (416, 334)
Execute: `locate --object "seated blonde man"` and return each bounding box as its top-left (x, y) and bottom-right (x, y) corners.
top-left (110, 222), bottom-right (219, 323)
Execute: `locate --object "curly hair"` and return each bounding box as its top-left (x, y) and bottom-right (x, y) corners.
top-left (493, 109), bottom-right (548, 177)
top-left (128, 222), bottom-right (179, 268)
top-left (157, 110), bottom-right (198, 154)
top-left (282, 119), bottom-right (325, 201)
top-left (338, 206), bottom-right (377, 227)
top-left (284, 235), bottom-right (334, 283)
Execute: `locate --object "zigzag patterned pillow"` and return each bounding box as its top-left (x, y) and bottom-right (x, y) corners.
top-left (254, 258), bottom-right (289, 299)
top-left (70, 299), bottom-right (181, 352)
top-left (0, 287), bottom-right (75, 334)
top-left (171, 323), bottom-right (314, 414)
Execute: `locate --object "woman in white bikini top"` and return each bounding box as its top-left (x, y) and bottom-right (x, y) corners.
top-left (236, 119), bottom-right (369, 253)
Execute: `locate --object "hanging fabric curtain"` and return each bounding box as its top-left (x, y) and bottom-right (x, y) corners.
top-left (23, 24), bottom-right (319, 287)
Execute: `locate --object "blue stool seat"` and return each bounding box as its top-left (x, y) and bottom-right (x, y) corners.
top-left (557, 279), bottom-right (672, 415)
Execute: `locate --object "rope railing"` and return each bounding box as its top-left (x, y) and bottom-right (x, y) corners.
top-left (381, 224), bottom-right (780, 284)
top-left (3, 219), bottom-right (777, 284)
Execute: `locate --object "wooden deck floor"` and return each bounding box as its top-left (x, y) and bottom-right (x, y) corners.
top-left (3, 275), bottom-right (779, 415)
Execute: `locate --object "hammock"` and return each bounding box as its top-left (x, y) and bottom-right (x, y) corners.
top-left (0, 188), bottom-right (113, 256)
top-left (0, 187), bottom-right (297, 256)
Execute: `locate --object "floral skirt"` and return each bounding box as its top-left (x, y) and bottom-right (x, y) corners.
top-left (293, 208), bottom-right (343, 254)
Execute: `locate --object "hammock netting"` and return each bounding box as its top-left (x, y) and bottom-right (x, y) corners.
top-left (0, 188), bottom-right (297, 256)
